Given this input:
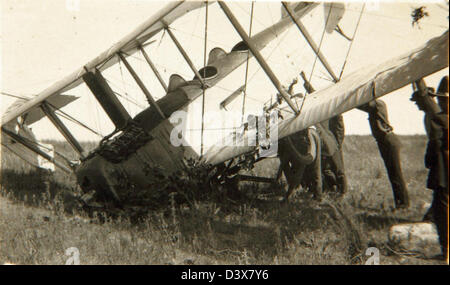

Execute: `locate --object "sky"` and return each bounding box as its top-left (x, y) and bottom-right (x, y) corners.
top-left (0, 0), bottom-right (449, 152)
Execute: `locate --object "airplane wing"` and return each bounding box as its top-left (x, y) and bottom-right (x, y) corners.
top-left (1, 1), bottom-right (210, 127)
top-left (1, 1), bottom-right (319, 172)
top-left (202, 30), bottom-right (449, 166)
top-left (4, 94), bottom-right (79, 126)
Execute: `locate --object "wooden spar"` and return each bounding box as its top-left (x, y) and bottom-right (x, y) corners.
top-left (40, 101), bottom-right (85, 158)
top-left (282, 2), bottom-right (339, 83)
top-left (164, 26), bottom-right (207, 87)
top-left (220, 85), bottom-right (245, 110)
top-left (117, 52), bottom-right (166, 120)
top-left (138, 45), bottom-right (168, 92)
top-left (1, 127), bottom-right (72, 173)
top-left (218, 1), bottom-right (298, 114)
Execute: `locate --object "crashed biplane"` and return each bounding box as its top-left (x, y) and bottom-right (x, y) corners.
top-left (1, 1), bottom-right (448, 204)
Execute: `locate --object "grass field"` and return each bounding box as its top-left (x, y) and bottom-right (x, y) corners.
top-left (0, 135), bottom-right (446, 265)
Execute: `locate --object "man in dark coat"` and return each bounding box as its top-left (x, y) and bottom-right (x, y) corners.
top-left (300, 72), bottom-right (348, 196)
top-left (277, 78), bottom-right (324, 201)
top-left (358, 100), bottom-right (410, 209)
top-left (278, 127), bottom-right (323, 201)
top-left (277, 75), bottom-right (347, 201)
top-left (411, 76), bottom-right (448, 259)
top-left (320, 116), bottom-right (347, 196)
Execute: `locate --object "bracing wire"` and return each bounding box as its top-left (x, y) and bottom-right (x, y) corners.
top-left (117, 56), bottom-right (132, 111)
top-left (85, 83), bottom-right (103, 136)
top-left (0, 92), bottom-right (29, 100)
top-left (170, 26), bottom-right (235, 50)
top-left (308, 2), bottom-right (333, 85)
top-left (49, 105), bottom-right (104, 138)
top-left (338, 3), bottom-right (365, 80)
top-left (241, 1), bottom-right (255, 124)
top-left (104, 78), bottom-right (147, 109)
top-left (200, 1), bottom-right (209, 156)
top-left (294, 3), bottom-right (334, 117)
top-left (1, 91), bottom-right (103, 137)
top-left (245, 27), bottom-right (294, 87)
top-left (184, 8), bottom-right (202, 65)
top-left (55, 111), bottom-right (103, 138)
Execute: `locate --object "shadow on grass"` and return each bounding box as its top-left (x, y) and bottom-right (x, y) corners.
top-left (177, 211), bottom-right (281, 259)
top-left (168, 194), bottom-right (347, 260)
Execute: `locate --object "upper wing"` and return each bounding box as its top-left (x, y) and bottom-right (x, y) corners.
top-left (1, 1), bottom-right (210, 127)
top-left (202, 30), bottom-right (449, 165)
top-left (4, 94), bottom-right (79, 126)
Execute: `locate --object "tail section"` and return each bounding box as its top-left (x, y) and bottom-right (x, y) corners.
top-left (324, 2), bottom-right (346, 33)
top-left (281, 2), bottom-right (346, 34)
top-left (281, 2), bottom-right (314, 19)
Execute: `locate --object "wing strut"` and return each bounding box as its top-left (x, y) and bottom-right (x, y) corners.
top-left (218, 1), bottom-right (298, 114)
top-left (40, 101), bottom-right (86, 158)
top-left (118, 52), bottom-right (166, 120)
top-left (164, 25), bottom-right (207, 87)
top-left (200, 2), bottom-right (209, 157)
top-left (138, 45), bottom-right (168, 92)
top-left (282, 2), bottom-right (338, 83)
top-left (241, 1), bottom-right (255, 123)
top-left (83, 69), bottom-right (131, 130)
top-left (1, 127), bottom-right (72, 174)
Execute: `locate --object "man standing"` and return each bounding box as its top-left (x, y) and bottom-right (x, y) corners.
top-left (411, 76), bottom-right (448, 259)
top-left (358, 100), bottom-right (410, 209)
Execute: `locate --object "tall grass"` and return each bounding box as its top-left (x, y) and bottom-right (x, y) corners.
top-left (0, 136), bottom-right (444, 264)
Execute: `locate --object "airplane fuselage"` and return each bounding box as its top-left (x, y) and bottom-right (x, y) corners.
top-left (74, 3), bottom-right (318, 202)
top-left (74, 87), bottom-right (197, 202)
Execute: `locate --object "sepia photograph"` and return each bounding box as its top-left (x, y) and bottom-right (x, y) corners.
top-left (0, 0), bottom-right (448, 269)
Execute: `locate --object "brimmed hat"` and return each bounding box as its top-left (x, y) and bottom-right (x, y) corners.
top-left (410, 76), bottom-right (449, 101)
top-left (435, 76), bottom-right (449, 96)
top-left (426, 76), bottom-right (449, 98)
top-left (410, 88), bottom-right (434, 101)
